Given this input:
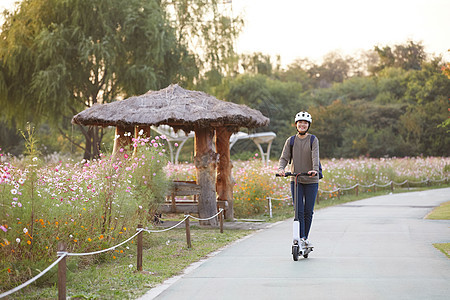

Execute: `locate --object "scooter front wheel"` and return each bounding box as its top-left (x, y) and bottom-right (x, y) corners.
top-left (292, 245), bottom-right (299, 261)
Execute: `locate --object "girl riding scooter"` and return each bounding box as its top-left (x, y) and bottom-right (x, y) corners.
top-left (277, 111), bottom-right (320, 252)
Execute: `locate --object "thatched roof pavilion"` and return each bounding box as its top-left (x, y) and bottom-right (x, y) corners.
top-left (72, 84), bottom-right (269, 224)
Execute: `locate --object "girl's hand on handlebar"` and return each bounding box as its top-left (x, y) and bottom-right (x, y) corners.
top-left (278, 170), bottom-right (285, 177)
top-left (308, 170), bottom-right (317, 177)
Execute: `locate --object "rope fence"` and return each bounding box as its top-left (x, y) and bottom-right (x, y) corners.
top-left (267, 177), bottom-right (448, 217)
top-left (0, 209), bottom-right (224, 299)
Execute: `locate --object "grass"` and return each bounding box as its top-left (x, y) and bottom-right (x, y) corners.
top-left (10, 226), bottom-right (252, 299)
top-left (433, 243), bottom-right (450, 258)
top-left (426, 201), bottom-right (450, 220)
top-left (427, 200), bottom-right (450, 259)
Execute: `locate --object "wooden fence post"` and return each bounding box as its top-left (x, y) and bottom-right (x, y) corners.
top-left (337, 189), bottom-right (341, 201)
top-left (137, 224), bottom-right (143, 272)
top-left (391, 181), bottom-right (394, 192)
top-left (355, 185), bottom-right (359, 197)
top-left (57, 242), bottom-right (66, 300)
top-left (185, 215), bottom-right (192, 248)
top-left (219, 210), bottom-right (224, 234)
top-left (267, 197), bottom-right (272, 218)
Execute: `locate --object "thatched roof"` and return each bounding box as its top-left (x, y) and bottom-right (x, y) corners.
top-left (72, 84), bottom-right (269, 132)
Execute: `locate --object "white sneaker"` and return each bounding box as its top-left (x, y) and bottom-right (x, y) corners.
top-left (304, 239), bottom-right (313, 248)
top-left (299, 238), bottom-right (307, 250)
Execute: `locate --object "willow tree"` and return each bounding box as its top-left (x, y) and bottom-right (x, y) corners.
top-left (0, 0), bottom-right (197, 159)
top-left (163, 0), bottom-right (244, 79)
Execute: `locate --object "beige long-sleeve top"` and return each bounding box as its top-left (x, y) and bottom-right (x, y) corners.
top-left (278, 134), bottom-right (320, 184)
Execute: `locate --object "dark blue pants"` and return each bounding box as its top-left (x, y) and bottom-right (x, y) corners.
top-left (291, 181), bottom-right (318, 239)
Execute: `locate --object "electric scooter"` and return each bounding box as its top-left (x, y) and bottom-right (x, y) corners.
top-left (276, 172), bottom-right (316, 261)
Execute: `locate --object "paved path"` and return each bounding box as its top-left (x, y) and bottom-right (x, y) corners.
top-left (140, 188), bottom-right (450, 300)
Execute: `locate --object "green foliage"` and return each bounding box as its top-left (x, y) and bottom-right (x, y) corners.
top-left (373, 40), bottom-right (427, 72)
top-left (225, 74), bottom-right (304, 155)
top-left (0, 0), bottom-right (199, 159)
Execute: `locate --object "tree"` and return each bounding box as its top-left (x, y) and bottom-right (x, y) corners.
top-left (225, 74), bottom-right (304, 155)
top-left (373, 40), bottom-right (427, 73)
top-left (163, 0), bottom-right (244, 78)
top-left (0, 0), bottom-right (197, 159)
top-left (239, 52), bottom-right (277, 76)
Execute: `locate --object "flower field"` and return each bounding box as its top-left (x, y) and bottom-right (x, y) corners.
top-left (0, 135), bottom-right (170, 289)
top-left (166, 155), bottom-right (450, 217)
top-left (1, 140), bottom-right (449, 292)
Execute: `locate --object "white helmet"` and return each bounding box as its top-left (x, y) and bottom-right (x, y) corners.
top-left (295, 111), bottom-right (312, 123)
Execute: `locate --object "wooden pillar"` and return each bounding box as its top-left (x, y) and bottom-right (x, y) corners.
top-left (133, 126), bottom-right (151, 156)
top-left (215, 127), bottom-right (234, 220)
top-left (194, 127), bottom-right (218, 226)
top-left (112, 125), bottom-right (135, 158)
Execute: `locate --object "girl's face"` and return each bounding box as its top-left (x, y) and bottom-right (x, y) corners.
top-left (296, 120), bottom-right (309, 133)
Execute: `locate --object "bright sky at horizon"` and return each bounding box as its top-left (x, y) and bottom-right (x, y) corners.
top-left (232, 0), bottom-right (450, 66)
top-left (1, 0), bottom-right (449, 67)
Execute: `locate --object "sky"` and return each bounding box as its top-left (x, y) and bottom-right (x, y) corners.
top-left (231, 0), bottom-right (450, 66)
top-left (1, 0), bottom-right (449, 67)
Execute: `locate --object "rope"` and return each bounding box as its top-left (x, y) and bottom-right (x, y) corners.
top-left (315, 177), bottom-right (448, 194)
top-left (267, 196), bottom-right (292, 201)
top-left (142, 216), bottom-right (189, 233)
top-left (359, 183), bottom-right (376, 188)
top-left (0, 253), bottom-right (67, 298)
top-left (340, 184), bottom-right (359, 191)
top-left (374, 182), bottom-right (393, 188)
top-left (186, 208), bottom-right (223, 221)
top-left (62, 229), bottom-right (143, 257)
top-left (408, 179), bottom-right (429, 184)
top-left (430, 178), bottom-right (448, 183)
top-left (392, 180), bottom-right (408, 185)
top-left (319, 188), bottom-right (339, 194)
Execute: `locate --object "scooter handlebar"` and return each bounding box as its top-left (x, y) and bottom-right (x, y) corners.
top-left (275, 172), bottom-right (317, 177)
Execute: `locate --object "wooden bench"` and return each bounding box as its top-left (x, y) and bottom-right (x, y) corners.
top-left (161, 181), bottom-right (201, 213)
top-left (160, 181), bottom-right (229, 216)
